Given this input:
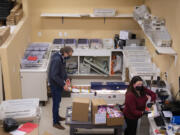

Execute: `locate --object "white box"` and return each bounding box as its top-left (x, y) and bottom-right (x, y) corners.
top-left (94, 8), bottom-right (116, 17)
top-left (133, 5), bottom-right (150, 20)
top-left (103, 38), bottom-right (114, 49)
top-left (119, 31), bottom-right (132, 40)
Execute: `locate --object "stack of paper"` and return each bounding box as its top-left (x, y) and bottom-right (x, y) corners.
top-left (0, 98), bottom-right (40, 121)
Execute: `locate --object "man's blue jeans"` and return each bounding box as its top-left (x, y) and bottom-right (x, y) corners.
top-left (50, 85), bottom-right (63, 124)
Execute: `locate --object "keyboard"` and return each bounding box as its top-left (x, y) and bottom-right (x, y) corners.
top-left (154, 116), bottom-right (165, 126)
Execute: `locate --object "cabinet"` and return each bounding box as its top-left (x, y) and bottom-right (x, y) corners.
top-left (20, 43), bottom-right (51, 103)
top-left (20, 69), bottom-right (48, 102)
top-left (52, 48), bottom-right (125, 84)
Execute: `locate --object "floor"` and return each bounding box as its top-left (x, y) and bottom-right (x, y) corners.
top-left (39, 97), bottom-right (150, 135)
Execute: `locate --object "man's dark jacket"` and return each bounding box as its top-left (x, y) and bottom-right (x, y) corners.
top-left (48, 52), bottom-right (67, 88)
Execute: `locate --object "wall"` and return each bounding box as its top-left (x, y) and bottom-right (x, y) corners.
top-left (0, 61), bottom-right (3, 103)
top-left (29, 0), bottom-right (144, 42)
top-left (0, 0), bottom-right (31, 99)
top-left (145, 0), bottom-right (180, 98)
top-left (0, 0), bottom-right (145, 99)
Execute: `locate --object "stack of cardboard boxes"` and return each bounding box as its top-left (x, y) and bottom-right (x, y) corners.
top-left (72, 98), bottom-right (124, 126)
top-left (0, 27), bottom-right (10, 46)
top-left (6, 4), bottom-right (23, 25)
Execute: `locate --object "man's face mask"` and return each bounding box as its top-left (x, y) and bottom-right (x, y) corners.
top-left (135, 86), bottom-right (144, 91)
top-left (64, 56), bottom-right (70, 60)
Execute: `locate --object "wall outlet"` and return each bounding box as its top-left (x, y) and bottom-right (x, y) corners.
top-left (12, 65), bottom-right (16, 73)
top-left (38, 32), bottom-right (42, 37)
top-left (164, 72), bottom-right (168, 80)
top-left (64, 32), bottom-right (68, 37)
top-left (58, 32), bottom-right (62, 37)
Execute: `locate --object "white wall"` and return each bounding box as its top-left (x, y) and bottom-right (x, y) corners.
top-left (0, 61), bottom-right (3, 103)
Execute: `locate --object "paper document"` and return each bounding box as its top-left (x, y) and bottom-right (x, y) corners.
top-left (10, 130), bottom-right (26, 135)
top-left (95, 113), bottom-right (106, 124)
top-left (18, 123), bottom-right (38, 133)
top-left (162, 111), bottom-right (173, 118)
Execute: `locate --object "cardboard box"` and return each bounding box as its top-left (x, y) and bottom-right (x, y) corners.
top-left (72, 98), bottom-right (90, 122)
top-left (106, 105), bottom-right (124, 126)
top-left (107, 116), bottom-right (124, 126)
top-left (0, 27), bottom-right (10, 46)
top-left (91, 98), bottom-right (107, 124)
top-left (6, 4), bottom-right (23, 25)
top-left (15, 9), bottom-right (23, 24)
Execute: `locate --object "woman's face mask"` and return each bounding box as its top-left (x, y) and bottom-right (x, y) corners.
top-left (135, 86), bottom-right (144, 91)
top-left (134, 81), bottom-right (143, 91)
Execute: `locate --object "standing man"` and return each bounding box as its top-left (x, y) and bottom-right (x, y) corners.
top-left (48, 46), bottom-right (73, 130)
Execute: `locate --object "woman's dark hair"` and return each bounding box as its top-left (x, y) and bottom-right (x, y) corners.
top-left (127, 76), bottom-right (145, 97)
top-left (60, 46), bottom-right (73, 55)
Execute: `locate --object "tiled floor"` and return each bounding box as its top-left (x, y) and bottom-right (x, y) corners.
top-left (39, 98), bottom-right (150, 135)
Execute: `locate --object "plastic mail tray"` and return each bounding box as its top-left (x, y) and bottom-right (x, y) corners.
top-left (77, 39), bottom-right (89, 49)
top-left (52, 39), bottom-right (65, 49)
top-left (124, 50), bottom-right (148, 56)
top-left (127, 57), bottom-right (151, 63)
top-left (129, 63), bottom-right (154, 68)
top-left (124, 46), bottom-right (146, 51)
top-left (133, 5), bottom-right (150, 20)
top-left (103, 38), bottom-right (114, 49)
top-left (65, 39), bottom-right (77, 48)
top-left (126, 39), bottom-right (145, 46)
top-left (53, 38), bottom-right (65, 44)
top-left (26, 43), bottom-right (49, 51)
top-left (106, 82), bottom-right (128, 90)
top-left (151, 29), bottom-right (172, 47)
top-left (91, 82), bottom-right (108, 90)
top-left (90, 39), bottom-right (103, 49)
top-left (21, 59), bottom-right (43, 68)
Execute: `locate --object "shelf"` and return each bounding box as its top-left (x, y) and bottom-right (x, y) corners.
top-left (136, 20), bottom-right (177, 56)
top-left (72, 49), bottom-right (112, 56)
top-left (110, 74), bottom-right (122, 77)
top-left (68, 74), bottom-right (109, 77)
top-left (51, 48), bottom-right (123, 56)
top-left (41, 13), bottom-right (81, 18)
top-left (89, 14), bottom-right (133, 18)
top-left (40, 13), bottom-right (133, 18)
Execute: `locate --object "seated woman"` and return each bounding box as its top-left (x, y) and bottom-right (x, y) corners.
top-left (123, 76), bottom-right (156, 135)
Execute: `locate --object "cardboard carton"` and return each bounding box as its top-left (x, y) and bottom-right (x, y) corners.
top-left (72, 98), bottom-right (90, 122)
top-left (107, 115), bottom-right (124, 126)
top-left (106, 105), bottom-right (124, 126)
top-left (0, 27), bottom-right (10, 46)
top-left (91, 98), bottom-right (107, 124)
top-left (15, 9), bottom-right (23, 24)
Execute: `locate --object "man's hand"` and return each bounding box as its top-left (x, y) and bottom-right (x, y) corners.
top-left (66, 79), bottom-right (71, 86)
top-left (64, 84), bottom-right (69, 91)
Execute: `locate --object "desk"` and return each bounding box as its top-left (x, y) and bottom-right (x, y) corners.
top-left (148, 104), bottom-right (178, 135)
top-left (65, 107), bottom-right (124, 135)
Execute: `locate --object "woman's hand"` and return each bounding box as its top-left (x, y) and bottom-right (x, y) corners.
top-left (146, 95), bottom-right (151, 100)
